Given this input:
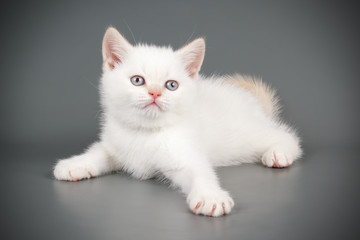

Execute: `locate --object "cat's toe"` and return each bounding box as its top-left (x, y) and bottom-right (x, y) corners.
top-left (262, 149), bottom-right (293, 168)
top-left (187, 190), bottom-right (234, 217)
top-left (68, 168), bottom-right (94, 181)
top-left (53, 158), bottom-right (96, 181)
top-left (53, 161), bottom-right (71, 181)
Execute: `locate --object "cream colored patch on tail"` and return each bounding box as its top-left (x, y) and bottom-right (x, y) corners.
top-left (224, 74), bottom-right (281, 118)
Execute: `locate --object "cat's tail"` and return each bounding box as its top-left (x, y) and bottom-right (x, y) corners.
top-left (224, 74), bottom-right (281, 119)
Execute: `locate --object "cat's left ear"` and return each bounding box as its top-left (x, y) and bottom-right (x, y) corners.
top-left (102, 27), bottom-right (133, 72)
top-left (176, 38), bottom-right (205, 78)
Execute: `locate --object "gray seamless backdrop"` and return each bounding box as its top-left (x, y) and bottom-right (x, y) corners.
top-left (0, 0), bottom-right (359, 150)
top-left (0, 0), bottom-right (359, 240)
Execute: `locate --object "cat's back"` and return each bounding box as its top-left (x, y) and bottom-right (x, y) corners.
top-left (190, 75), bottom-right (274, 165)
top-left (194, 75), bottom-right (267, 120)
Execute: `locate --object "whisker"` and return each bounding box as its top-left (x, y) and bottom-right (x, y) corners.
top-left (123, 19), bottom-right (137, 45)
top-left (88, 80), bottom-right (99, 90)
top-left (95, 109), bottom-right (102, 119)
top-left (184, 24), bottom-right (197, 45)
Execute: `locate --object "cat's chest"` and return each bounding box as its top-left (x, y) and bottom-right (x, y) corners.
top-left (104, 126), bottom-right (173, 178)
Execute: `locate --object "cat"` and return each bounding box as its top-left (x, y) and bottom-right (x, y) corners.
top-left (53, 27), bottom-right (302, 217)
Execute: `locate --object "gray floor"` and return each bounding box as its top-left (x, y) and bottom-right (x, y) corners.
top-left (1, 145), bottom-right (359, 240)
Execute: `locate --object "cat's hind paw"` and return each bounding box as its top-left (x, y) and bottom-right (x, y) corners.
top-left (261, 149), bottom-right (293, 168)
top-left (187, 189), bottom-right (234, 217)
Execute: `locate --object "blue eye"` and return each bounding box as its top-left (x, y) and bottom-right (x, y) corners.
top-left (130, 75), bottom-right (145, 86)
top-left (165, 80), bottom-right (179, 91)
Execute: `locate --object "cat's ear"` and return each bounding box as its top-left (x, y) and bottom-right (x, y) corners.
top-left (102, 27), bottom-right (133, 71)
top-left (176, 38), bottom-right (205, 78)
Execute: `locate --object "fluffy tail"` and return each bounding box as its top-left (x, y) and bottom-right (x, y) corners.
top-left (224, 74), bottom-right (281, 118)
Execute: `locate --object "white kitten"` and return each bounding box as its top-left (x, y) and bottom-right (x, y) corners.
top-left (54, 27), bottom-right (302, 217)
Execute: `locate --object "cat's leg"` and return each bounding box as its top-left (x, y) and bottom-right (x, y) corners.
top-left (161, 156), bottom-right (234, 217)
top-left (260, 124), bottom-right (302, 168)
top-left (53, 142), bottom-right (115, 181)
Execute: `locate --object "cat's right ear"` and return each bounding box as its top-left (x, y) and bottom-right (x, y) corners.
top-left (102, 27), bottom-right (133, 72)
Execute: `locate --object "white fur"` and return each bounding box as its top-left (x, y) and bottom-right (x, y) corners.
top-left (54, 27), bottom-right (302, 217)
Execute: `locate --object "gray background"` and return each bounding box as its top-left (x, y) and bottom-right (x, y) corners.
top-left (1, 0), bottom-right (359, 239)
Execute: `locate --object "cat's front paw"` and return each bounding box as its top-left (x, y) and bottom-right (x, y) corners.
top-left (261, 149), bottom-right (293, 168)
top-left (53, 157), bottom-right (97, 182)
top-left (187, 189), bottom-right (234, 217)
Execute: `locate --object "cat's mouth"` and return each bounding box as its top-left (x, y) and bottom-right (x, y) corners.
top-left (144, 101), bottom-right (161, 110)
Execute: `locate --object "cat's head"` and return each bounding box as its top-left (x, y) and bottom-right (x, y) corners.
top-left (100, 27), bottom-right (205, 129)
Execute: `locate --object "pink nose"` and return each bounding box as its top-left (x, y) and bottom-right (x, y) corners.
top-left (149, 91), bottom-right (161, 99)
